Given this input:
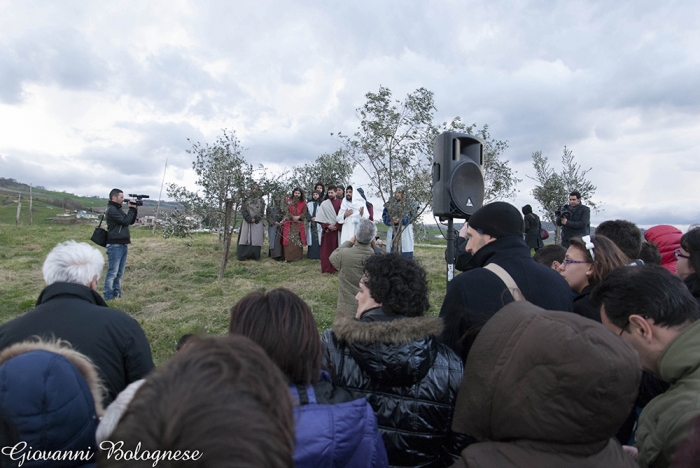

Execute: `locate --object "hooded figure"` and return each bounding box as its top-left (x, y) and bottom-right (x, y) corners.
top-left (0, 340), bottom-right (104, 468)
top-left (450, 301), bottom-right (641, 468)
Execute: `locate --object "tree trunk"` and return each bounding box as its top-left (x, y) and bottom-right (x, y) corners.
top-left (29, 185), bottom-right (33, 225)
top-left (218, 199), bottom-right (234, 280)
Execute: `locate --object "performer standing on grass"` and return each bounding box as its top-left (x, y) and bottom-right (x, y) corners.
top-left (337, 185), bottom-right (369, 245)
top-left (237, 184), bottom-right (265, 261)
top-left (281, 188), bottom-right (307, 262)
top-left (306, 191), bottom-right (323, 260)
top-left (266, 194), bottom-right (285, 261)
top-left (317, 185), bottom-right (341, 273)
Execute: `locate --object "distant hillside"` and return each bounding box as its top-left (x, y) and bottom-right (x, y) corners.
top-left (0, 178), bottom-right (181, 212)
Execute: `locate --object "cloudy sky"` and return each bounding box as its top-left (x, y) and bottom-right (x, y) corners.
top-left (1, 0), bottom-right (698, 228)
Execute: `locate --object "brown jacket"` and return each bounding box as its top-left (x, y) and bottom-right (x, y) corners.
top-left (329, 241), bottom-right (375, 318)
top-left (450, 302), bottom-right (641, 468)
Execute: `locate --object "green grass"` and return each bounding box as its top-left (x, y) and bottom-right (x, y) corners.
top-left (0, 222), bottom-right (449, 366)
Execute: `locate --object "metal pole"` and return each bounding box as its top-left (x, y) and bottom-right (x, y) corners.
top-left (445, 217), bottom-right (454, 286)
top-left (153, 158), bottom-right (168, 235)
top-left (15, 193), bottom-right (21, 225)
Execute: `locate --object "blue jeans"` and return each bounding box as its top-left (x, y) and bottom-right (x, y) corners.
top-left (104, 244), bottom-right (128, 300)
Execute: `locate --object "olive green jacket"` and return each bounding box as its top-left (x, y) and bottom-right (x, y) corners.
top-left (637, 319), bottom-right (700, 468)
top-left (329, 241), bottom-right (375, 318)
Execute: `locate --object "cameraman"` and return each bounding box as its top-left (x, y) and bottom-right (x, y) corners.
top-left (104, 188), bottom-right (138, 300)
top-left (556, 190), bottom-right (590, 248)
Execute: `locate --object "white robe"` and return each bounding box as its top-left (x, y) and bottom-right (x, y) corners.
top-left (337, 195), bottom-right (369, 244)
top-left (386, 223), bottom-right (414, 254)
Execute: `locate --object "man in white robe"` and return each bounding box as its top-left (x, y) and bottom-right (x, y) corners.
top-left (337, 185), bottom-right (369, 245)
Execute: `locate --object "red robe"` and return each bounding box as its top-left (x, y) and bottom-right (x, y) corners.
top-left (281, 199), bottom-right (307, 246)
top-left (320, 199), bottom-right (342, 273)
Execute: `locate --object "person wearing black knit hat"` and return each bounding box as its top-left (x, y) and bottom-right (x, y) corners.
top-left (439, 201), bottom-right (573, 359)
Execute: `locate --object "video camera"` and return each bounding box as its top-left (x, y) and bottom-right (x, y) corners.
top-left (554, 205), bottom-right (572, 220)
top-left (124, 194), bottom-right (150, 207)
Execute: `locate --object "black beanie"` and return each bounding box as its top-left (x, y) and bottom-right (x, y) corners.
top-left (468, 202), bottom-right (523, 239)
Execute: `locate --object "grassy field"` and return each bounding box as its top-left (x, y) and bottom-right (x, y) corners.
top-left (0, 221), bottom-right (449, 366)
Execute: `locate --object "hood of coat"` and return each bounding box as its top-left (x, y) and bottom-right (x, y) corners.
top-left (36, 281), bottom-right (108, 308)
top-left (452, 301), bottom-right (641, 446)
top-left (332, 315), bottom-right (444, 386)
top-left (658, 318), bottom-right (700, 385)
top-left (467, 236), bottom-right (532, 270)
top-left (0, 341), bottom-right (104, 466)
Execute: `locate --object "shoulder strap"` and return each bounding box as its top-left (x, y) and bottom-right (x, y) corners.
top-left (484, 263), bottom-right (525, 301)
top-left (290, 384), bottom-right (317, 406)
top-left (97, 214), bottom-right (104, 228)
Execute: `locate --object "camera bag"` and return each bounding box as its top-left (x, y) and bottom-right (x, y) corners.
top-left (91, 215), bottom-right (108, 247)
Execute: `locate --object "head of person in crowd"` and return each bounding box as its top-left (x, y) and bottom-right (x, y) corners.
top-left (355, 218), bottom-right (376, 245)
top-left (451, 302), bottom-right (641, 466)
top-left (533, 244), bottom-right (567, 269)
top-left (521, 204), bottom-right (533, 216)
top-left (595, 219), bottom-right (643, 263)
top-left (0, 339), bottom-right (105, 467)
top-left (42, 240), bottom-right (104, 289)
top-left (314, 182), bottom-right (324, 195)
top-left (229, 289), bottom-right (321, 387)
top-left (639, 241), bottom-right (662, 266)
top-left (336, 185), bottom-right (345, 199)
top-left (394, 188), bottom-right (404, 202)
top-left (557, 235), bottom-right (629, 294)
top-left (591, 265), bottom-right (700, 374)
top-left (291, 187), bottom-right (304, 201)
top-left (100, 336), bottom-right (295, 468)
top-left (176, 333), bottom-right (195, 352)
top-left (355, 187), bottom-right (367, 201)
top-left (463, 202), bottom-right (523, 254)
top-left (677, 228), bottom-right (700, 288)
top-left (568, 190), bottom-right (582, 207)
top-left (311, 191), bottom-right (322, 203)
top-left (357, 253), bottom-right (429, 319)
top-left (345, 185), bottom-right (353, 202)
top-left (326, 184), bottom-right (336, 199)
top-left (644, 224), bottom-right (683, 274)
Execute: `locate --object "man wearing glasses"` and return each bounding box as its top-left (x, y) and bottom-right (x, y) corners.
top-left (592, 265), bottom-right (700, 468)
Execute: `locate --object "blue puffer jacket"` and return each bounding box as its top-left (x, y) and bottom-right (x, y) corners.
top-left (0, 343), bottom-right (102, 468)
top-left (291, 372), bottom-right (388, 468)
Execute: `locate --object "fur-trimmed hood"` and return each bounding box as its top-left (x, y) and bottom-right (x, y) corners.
top-left (331, 314), bottom-right (444, 345)
top-left (330, 314), bottom-right (445, 387)
top-left (0, 339), bottom-right (105, 416)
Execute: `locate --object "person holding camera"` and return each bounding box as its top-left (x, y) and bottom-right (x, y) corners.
top-left (104, 188), bottom-right (138, 300)
top-left (556, 191), bottom-right (590, 248)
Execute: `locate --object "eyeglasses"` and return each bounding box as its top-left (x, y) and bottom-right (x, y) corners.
top-left (561, 259), bottom-right (589, 267)
top-left (675, 248), bottom-right (690, 260)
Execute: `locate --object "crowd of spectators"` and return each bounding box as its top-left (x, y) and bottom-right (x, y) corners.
top-left (1, 200), bottom-right (699, 468)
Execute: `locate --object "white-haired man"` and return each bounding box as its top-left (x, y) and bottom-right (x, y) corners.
top-left (0, 240), bottom-right (154, 405)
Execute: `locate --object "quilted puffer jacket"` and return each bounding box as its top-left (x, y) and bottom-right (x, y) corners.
top-left (322, 310), bottom-right (467, 468)
top-left (450, 301), bottom-right (641, 468)
top-left (644, 225), bottom-right (682, 274)
top-left (290, 372), bottom-right (388, 468)
top-left (0, 340), bottom-right (104, 468)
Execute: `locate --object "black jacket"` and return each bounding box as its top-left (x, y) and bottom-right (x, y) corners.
top-left (556, 203), bottom-right (590, 246)
top-left (106, 201), bottom-right (137, 244)
top-left (523, 213), bottom-right (543, 249)
top-left (0, 282), bottom-right (154, 405)
top-left (439, 236), bottom-right (573, 358)
top-left (322, 310), bottom-right (468, 468)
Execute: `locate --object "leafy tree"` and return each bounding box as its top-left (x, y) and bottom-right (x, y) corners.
top-left (529, 146), bottom-right (599, 244)
top-left (336, 86), bottom-right (520, 251)
top-left (289, 150), bottom-right (356, 196)
top-left (336, 86), bottom-right (440, 250)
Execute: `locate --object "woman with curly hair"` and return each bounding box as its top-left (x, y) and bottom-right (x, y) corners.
top-left (557, 234), bottom-right (629, 322)
top-left (677, 227), bottom-right (700, 300)
top-left (322, 254), bottom-right (468, 467)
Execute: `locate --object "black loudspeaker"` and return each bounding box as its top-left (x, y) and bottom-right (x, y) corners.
top-left (432, 132), bottom-right (484, 218)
